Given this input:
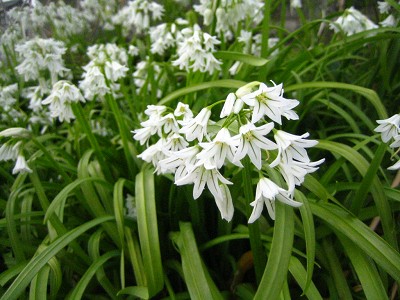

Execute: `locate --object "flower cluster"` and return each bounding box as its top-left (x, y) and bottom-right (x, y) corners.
top-left (133, 81), bottom-right (323, 222)
top-left (172, 24), bottom-right (222, 75)
top-left (42, 80), bottom-right (85, 123)
top-left (194, 0), bottom-right (264, 39)
top-left (111, 0), bottom-right (164, 36)
top-left (330, 7), bottom-right (378, 36)
top-left (79, 43), bottom-right (129, 101)
top-left (378, 1), bottom-right (399, 27)
top-left (375, 113), bottom-right (400, 170)
top-left (15, 38), bottom-right (70, 84)
top-left (0, 128), bottom-right (32, 175)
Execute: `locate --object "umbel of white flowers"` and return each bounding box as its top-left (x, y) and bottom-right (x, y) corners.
top-left (133, 81), bottom-right (324, 222)
top-left (375, 113), bottom-right (400, 170)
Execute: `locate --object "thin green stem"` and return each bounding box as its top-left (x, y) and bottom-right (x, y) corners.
top-left (242, 157), bottom-right (266, 284)
top-left (71, 103), bottom-right (112, 181)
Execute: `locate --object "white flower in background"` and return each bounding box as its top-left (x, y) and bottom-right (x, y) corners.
top-left (194, 0), bottom-right (264, 39)
top-left (0, 84), bottom-right (18, 111)
top-left (42, 80), bottom-right (85, 123)
top-left (179, 107), bottom-right (211, 142)
top-left (375, 114), bottom-right (400, 142)
top-left (233, 122), bottom-right (277, 170)
top-left (242, 82), bottom-right (299, 124)
top-left (12, 154), bottom-right (32, 175)
top-left (112, 0), bottom-right (164, 35)
top-left (380, 15), bottom-right (397, 27)
top-left (290, 0), bottom-right (302, 9)
top-left (172, 25), bottom-right (222, 74)
top-left (125, 194), bottom-right (137, 220)
top-left (0, 141), bottom-right (20, 162)
top-left (330, 7), bottom-right (378, 36)
top-left (15, 38), bottom-right (70, 84)
top-left (80, 44), bottom-right (129, 100)
top-left (150, 23), bottom-right (180, 55)
top-left (378, 1), bottom-right (391, 14)
top-left (248, 177), bottom-right (302, 222)
top-left (133, 58), bottom-right (165, 98)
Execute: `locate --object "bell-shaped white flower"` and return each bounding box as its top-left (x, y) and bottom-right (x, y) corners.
top-left (233, 122), bottom-right (277, 169)
top-left (12, 154), bottom-right (32, 175)
top-left (175, 161), bottom-right (232, 200)
top-left (242, 82), bottom-right (299, 124)
top-left (375, 114), bottom-right (400, 143)
top-left (248, 177), bottom-right (302, 223)
top-left (179, 107), bottom-right (211, 142)
top-left (215, 183), bottom-right (234, 222)
top-left (197, 128), bottom-right (239, 168)
top-left (270, 130), bottom-right (318, 167)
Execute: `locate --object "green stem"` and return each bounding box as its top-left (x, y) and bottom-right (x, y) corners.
top-left (105, 93), bottom-right (138, 179)
top-left (259, 0), bottom-right (271, 81)
top-left (242, 157), bottom-right (266, 284)
top-left (71, 103), bottom-right (112, 181)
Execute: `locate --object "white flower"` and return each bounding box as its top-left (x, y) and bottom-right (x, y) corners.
top-left (220, 93), bottom-right (237, 118)
top-left (175, 162), bottom-right (232, 200)
top-left (215, 184), bottom-right (234, 222)
top-left (0, 141), bottom-right (20, 161)
top-left (158, 146), bottom-right (200, 180)
top-left (279, 159), bottom-right (325, 193)
top-left (197, 128), bottom-right (240, 168)
top-left (242, 82), bottom-right (299, 124)
top-left (132, 126), bottom-right (154, 145)
top-left (12, 154), bottom-right (32, 175)
top-left (137, 138), bottom-right (169, 174)
top-left (388, 159), bottom-right (400, 170)
top-left (375, 114), bottom-right (400, 143)
top-left (104, 61), bottom-right (129, 81)
top-left (330, 7), bottom-right (378, 36)
top-left (380, 15), bottom-right (397, 27)
top-left (248, 177), bottom-right (302, 223)
top-left (42, 81), bottom-right (85, 123)
top-left (174, 102), bottom-right (194, 121)
top-left (233, 122), bottom-right (277, 169)
top-left (179, 107), bottom-right (211, 142)
top-left (378, 1), bottom-right (391, 14)
top-left (270, 131), bottom-right (318, 167)
top-left (290, 0), bottom-right (302, 8)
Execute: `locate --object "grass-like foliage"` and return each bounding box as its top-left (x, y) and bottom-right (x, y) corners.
top-left (0, 0), bottom-right (400, 299)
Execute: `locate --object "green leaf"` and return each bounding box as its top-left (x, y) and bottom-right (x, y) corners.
top-left (254, 202), bottom-right (294, 300)
top-left (117, 286), bottom-right (149, 299)
top-left (295, 191), bottom-right (316, 293)
top-left (285, 81), bottom-right (387, 119)
top-left (135, 167), bottom-right (164, 297)
top-left (68, 250), bottom-right (120, 300)
top-left (310, 202), bottom-right (400, 282)
top-left (0, 216), bottom-right (114, 300)
top-left (288, 256), bottom-right (323, 300)
top-left (170, 222), bottom-right (223, 300)
top-left (214, 51), bottom-right (269, 66)
top-left (158, 79), bottom-right (246, 105)
top-left (44, 177), bottom-right (107, 223)
top-left (338, 234), bottom-right (388, 299)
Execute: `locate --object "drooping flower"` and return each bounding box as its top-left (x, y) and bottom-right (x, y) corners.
top-left (179, 107), bottom-right (211, 142)
top-left (375, 114), bottom-right (400, 142)
top-left (248, 177), bottom-right (302, 222)
top-left (241, 82), bottom-right (299, 124)
top-left (12, 154), bottom-right (32, 175)
top-left (233, 122), bottom-right (277, 169)
top-left (330, 7), bottom-right (378, 36)
top-left (197, 128), bottom-right (240, 168)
